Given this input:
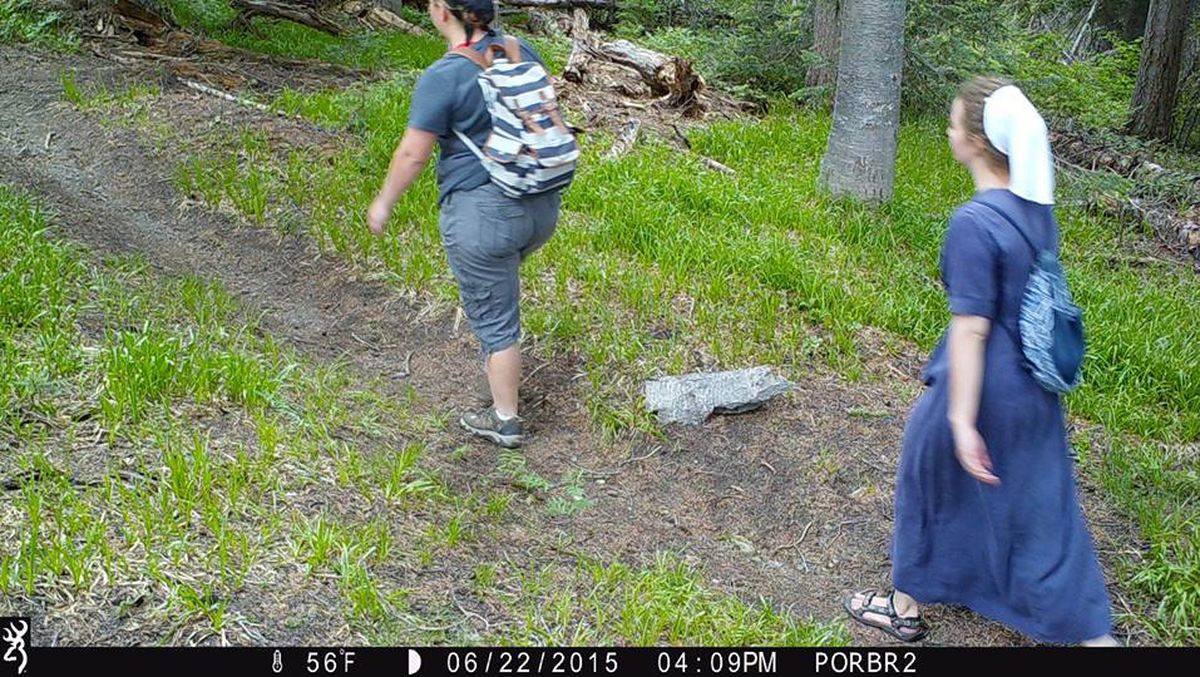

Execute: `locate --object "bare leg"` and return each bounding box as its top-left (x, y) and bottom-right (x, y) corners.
top-left (487, 345), bottom-right (521, 417)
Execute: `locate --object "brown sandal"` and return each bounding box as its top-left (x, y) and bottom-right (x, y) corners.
top-left (842, 589), bottom-right (929, 642)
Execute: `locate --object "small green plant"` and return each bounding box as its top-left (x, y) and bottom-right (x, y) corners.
top-left (497, 450), bottom-right (552, 493)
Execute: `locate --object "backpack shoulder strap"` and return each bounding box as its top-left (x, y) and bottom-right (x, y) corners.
top-left (970, 198), bottom-right (1043, 348)
top-left (484, 35), bottom-right (522, 64)
top-left (973, 198), bottom-right (1041, 257)
top-left (447, 47), bottom-right (488, 70)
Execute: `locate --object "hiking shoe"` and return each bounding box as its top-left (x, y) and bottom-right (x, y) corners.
top-left (460, 407), bottom-right (523, 448)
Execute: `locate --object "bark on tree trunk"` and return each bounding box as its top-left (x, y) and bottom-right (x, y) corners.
top-left (1124, 0), bottom-right (1152, 40)
top-left (1128, 0), bottom-right (1189, 141)
top-left (807, 0), bottom-right (840, 88)
top-left (818, 0), bottom-right (906, 203)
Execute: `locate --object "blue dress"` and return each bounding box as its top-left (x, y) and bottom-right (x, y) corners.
top-left (891, 189), bottom-right (1112, 644)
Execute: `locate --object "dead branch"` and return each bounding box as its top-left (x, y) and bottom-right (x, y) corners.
top-left (699, 155), bottom-right (735, 175)
top-left (604, 118), bottom-right (640, 159)
top-left (180, 78), bottom-right (273, 113)
top-left (672, 123), bottom-right (734, 175)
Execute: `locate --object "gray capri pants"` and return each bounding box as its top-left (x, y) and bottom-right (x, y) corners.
top-left (439, 182), bottom-right (561, 358)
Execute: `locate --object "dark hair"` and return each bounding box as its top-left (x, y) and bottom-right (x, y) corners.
top-left (443, 0), bottom-right (496, 38)
top-left (956, 76), bottom-right (1011, 170)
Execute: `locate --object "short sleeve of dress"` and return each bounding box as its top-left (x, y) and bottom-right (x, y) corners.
top-left (941, 206), bottom-right (1001, 319)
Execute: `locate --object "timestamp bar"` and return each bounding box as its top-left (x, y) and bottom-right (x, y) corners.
top-left (17, 645), bottom-right (1194, 676)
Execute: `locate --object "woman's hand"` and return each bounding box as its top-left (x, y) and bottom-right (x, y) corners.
top-left (951, 421), bottom-right (1000, 485)
top-left (367, 196), bottom-right (392, 236)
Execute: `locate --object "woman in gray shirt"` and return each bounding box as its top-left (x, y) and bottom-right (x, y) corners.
top-left (367, 0), bottom-right (561, 448)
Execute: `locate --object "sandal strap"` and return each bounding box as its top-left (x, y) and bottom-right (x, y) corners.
top-left (855, 589), bottom-right (893, 616)
top-left (891, 615), bottom-right (926, 631)
top-left (885, 591), bottom-right (926, 631)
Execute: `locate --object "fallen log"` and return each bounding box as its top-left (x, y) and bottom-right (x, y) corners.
top-left (341, 1), bottom-right (422, 33)
top-left (100, 0), bottom-right (365, 89)
top-left (563, 8), bottom-right (705, 114)
top-left (595, 39), bottom-right (704, 104)
top-left (232, 0), bottom-right (345, 35)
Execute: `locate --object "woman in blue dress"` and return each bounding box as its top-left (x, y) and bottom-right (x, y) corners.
top-left (842, 77), bottom-right (1118, 646)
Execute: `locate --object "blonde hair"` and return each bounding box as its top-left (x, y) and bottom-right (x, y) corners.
top-left (956, 76), bottom-right (1012, 171)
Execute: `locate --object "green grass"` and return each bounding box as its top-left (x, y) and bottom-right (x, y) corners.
top-left (160, 0), bottom-right (561, 75)
top-left (486, 554), bottom-right (851, 646)
top-left (0, 0), bottom-right (77, 50)
top-left (160, 0), bottom-right (238, 34)
top-left (0, 182), bottom-right (855, 644)
top-left (216, 18), bottom-right (446, 71)
top-left (1076, 435), bottom-right (1200, 643)
top-left (0, 183), bottom-right (425, 637)
top-left (61, 70), bottom-right (160, 114)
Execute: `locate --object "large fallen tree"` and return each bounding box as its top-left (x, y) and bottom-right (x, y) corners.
top-left (232, 0), bottom-right (346, 35)
top-left (562, 8), bottom-right (706, 115)
top-left (84, 0), bottom-right (365, 91)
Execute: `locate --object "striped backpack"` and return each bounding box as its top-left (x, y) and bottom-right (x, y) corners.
top-left (449, 36), bottom-right (579, 198)
top-left (975, 199), bottom-right (1086, 394)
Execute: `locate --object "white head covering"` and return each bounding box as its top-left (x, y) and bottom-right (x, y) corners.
top-left (982, 85), bottom-right (1055, 205)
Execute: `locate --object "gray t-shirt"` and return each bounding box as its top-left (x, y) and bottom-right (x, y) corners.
top-left (407, 33), bottom-right (544, 205)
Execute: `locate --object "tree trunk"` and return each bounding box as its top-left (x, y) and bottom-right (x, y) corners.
top-left (1124, 0), bottom-right (1152, 40)
top-left (1128, 0), bottom-right (1188, 141)
top-left (818, 0), bottom-right (905, 203)
top-left (807, 0), bottom-right (840, 88)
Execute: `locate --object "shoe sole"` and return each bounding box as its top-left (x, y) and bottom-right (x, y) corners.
top-left (459, 418), bottom-right (523, 448)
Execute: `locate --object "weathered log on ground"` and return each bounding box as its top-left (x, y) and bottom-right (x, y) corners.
top-left (1050, 128), bottom-right (1200, 263)
top-left (592, 39), bottom-right (705, 104)
top-left (232, 0), bottom-right (345, 35)
top-left (341, 1), bottom-right (422, 33)
top-left (563, 8), bottom-right (705, 113)
top-left (98, 0), bottom-right (364, 90)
